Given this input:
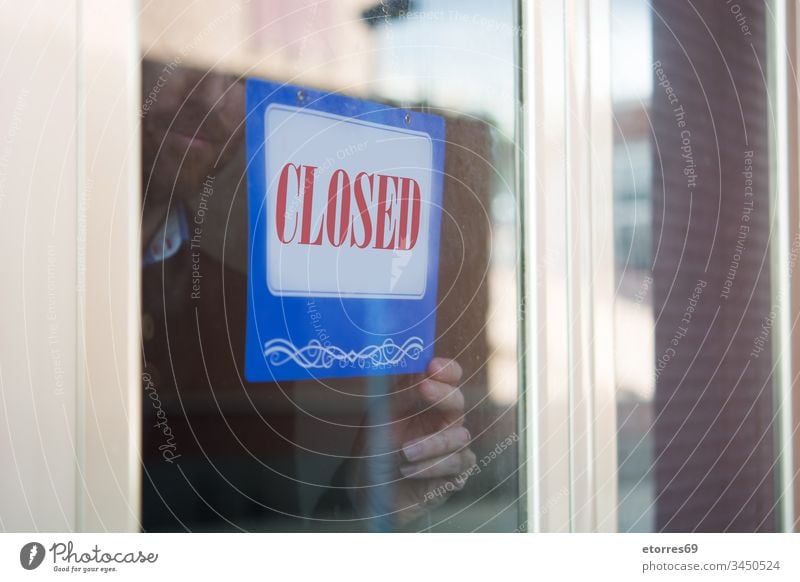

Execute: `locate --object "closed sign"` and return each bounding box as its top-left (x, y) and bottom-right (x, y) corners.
top-left (266, 104), bottom-right (433, 299)
top-left (245, 79), bottom-right (445, 382)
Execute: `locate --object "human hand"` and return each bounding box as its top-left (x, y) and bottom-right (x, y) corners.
top-left (349, 357), bottom-right (476, 528)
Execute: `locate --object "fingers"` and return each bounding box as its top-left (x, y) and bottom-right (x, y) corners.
top-left (427, 357), bottom-right (463, 385)
top-left (400, 447), bottom-right (477, 480)
top-left (425, 477), bottom-right (467, 500)
top-left (402, 425), bottom-right (471, 463)
top-left (418, 378), bottom-right (465, 423)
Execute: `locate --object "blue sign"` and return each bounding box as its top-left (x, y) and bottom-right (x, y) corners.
top-left (244, 79), bottom-right (445, 382)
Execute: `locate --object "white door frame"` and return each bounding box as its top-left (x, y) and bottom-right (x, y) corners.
top-left (78, 0), bottom-right (142, 532)
top-left (521, 0), bottom-right (617, 533)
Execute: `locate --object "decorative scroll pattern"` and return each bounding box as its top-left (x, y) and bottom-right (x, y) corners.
top-left (262, 337), bottom-right (424, 369)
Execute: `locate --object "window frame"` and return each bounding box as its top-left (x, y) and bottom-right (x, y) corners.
top-left (79, 0), bottom-right (142, 531)
top-left (770, 0), bottom-right (798, 533)
top-left (521, 0), bottom-right (617, 532)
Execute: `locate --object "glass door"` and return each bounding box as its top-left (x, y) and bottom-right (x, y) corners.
top-left (609, 0), bottom-right (794, 532)
top-left (138, 0), bottom-right (525, 532)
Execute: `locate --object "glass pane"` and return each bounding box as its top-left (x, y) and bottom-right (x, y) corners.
top-left (139, 0), bottom-right (522, 532)
top-left (611, 0), bottom-right (779, 532)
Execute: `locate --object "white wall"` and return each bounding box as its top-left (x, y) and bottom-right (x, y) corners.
top-left (0, 0), bottom-right (79, 531)
top-left (0, 0), bottom-right (141, 533)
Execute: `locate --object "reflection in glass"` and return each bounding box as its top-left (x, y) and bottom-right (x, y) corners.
top-left (139, 0), bottom-right (522, 532)
top-left (611, 0), bottom-right (655, 533)
top-left (612, 0), bottom-right (778, 532)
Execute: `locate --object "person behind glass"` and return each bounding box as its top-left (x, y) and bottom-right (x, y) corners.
top-left (140, 60), bottom-right (475, 531)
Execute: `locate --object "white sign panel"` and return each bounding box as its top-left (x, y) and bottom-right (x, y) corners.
top-left (265, 104), bottom-right (434, 299)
